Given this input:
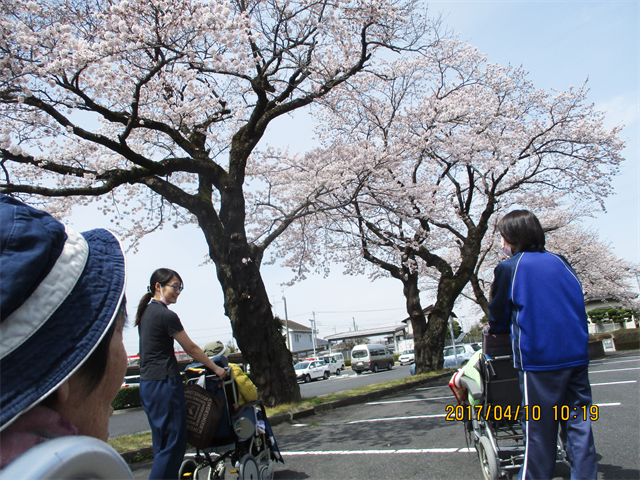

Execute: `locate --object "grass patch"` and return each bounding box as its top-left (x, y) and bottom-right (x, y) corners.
top-left (108, 432), bottom-right (153, 454)
top-left (264, 370), bottom-right (445, 417)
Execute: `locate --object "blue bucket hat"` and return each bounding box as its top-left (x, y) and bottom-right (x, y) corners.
top-left (0, 195), bottom-right (126, 431)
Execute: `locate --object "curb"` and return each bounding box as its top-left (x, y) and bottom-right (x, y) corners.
top-left (120, 446), bottom-right (154, 464)
top-left (120, 371), bottom-right (452, 465)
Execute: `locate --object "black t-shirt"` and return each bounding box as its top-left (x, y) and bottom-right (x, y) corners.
top-left (138, 300), bottom-right (185, 381)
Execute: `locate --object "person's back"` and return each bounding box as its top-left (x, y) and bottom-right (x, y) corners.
top-left (494, 250), bottom-right (589, 370)
top-left (488, 209), bottom-right (597, 480)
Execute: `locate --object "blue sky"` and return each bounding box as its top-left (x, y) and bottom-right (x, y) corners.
top-left (65, 1), bottom-right (639, 355)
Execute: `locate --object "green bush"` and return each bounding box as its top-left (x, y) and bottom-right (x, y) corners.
top-left (588, 333), bottom-right (612, 343)
top-left (588, 328), bottom-right (639, 350)
top-left (393, 354), bottom-right (400, 362)
top-left (345, 359), bottom-right (351, 367)
top-left (112, 386), bottom-right (141, 410)
top-left (612, 328), bottom-right (640, 341)
top-left (612, 328), bottom-right (640, 350)
top-left (588, 307), bottom-right (637, 324)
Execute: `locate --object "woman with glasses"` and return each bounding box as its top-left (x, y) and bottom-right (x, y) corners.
top-left (135, 268), bottom-right (225, 480)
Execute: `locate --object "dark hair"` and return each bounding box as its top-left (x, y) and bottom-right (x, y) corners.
top-left (497, 210), bottom-right (545, 253)
top-left (134, 268), bottom-right (183, 327)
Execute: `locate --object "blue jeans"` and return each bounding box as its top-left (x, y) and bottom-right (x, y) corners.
top-left (140, 376), bottom-right (187, 480)
top-left (518, 366), bottom-right (597, 480)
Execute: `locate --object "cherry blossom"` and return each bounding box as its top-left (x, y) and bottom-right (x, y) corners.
top-left (262, 38), bottom-right (627, 372)
top-left (0, 0), bottom-right (436, 404)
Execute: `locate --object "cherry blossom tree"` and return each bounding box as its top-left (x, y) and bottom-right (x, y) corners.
top-left (468, 213), bottom-right (639, 317)
top-left (263, 39), bottom-right (626, 372)
top-left (0, 0), bottom-right (438, 404)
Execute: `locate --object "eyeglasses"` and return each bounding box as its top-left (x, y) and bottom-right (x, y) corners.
top-left (165, 284), bottom-right (184, 292)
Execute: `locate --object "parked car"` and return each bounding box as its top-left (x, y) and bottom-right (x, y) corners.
top-left (443, 343), bottom-right (477, 368)
top-left (121, 375), bottom-right (140, 388)
top-left (294, 360), bottom-right (330, 383)
top-left (351, 344), bottom-right (394, 374)
top-left (398, 349), bottom-right (415, 365)
top-left (324, 353), bottom-right (345, 371)
top-left (320, 355), bottom-right (343, 375)
top-left (409, 343), bottom-right (481, 374)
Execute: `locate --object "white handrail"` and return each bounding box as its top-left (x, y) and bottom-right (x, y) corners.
top-left (0, 436), bottom-right (133, 480)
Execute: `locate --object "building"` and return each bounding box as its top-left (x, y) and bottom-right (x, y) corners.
top-left (324, 324), bottom-right (408, 358)
top-left (282, 319), bottom-right (318, 360)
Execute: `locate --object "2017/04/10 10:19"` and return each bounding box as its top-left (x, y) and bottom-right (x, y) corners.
top-left (445, 404), bottom-right (599, 422)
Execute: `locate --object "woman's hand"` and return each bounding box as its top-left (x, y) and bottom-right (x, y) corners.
top-left (173, 331), bottom-right (227, 380)
top-left (212, 363), bottom-right (226, 380)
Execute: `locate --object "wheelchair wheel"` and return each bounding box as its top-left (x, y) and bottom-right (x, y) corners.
top-left (210, 459), bottom-right (226, 479)
top-left (557, 426), bottom-right (570, 466)
top-left (259, 461), bottom-right (275, 480)
top-left (179, 458), bottom-right (200, 479)
top-left (477, 436), bottom-right (500, 480)
top-left (239, 454), bottom-right (259, 480)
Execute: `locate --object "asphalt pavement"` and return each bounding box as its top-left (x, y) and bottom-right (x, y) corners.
top-left (128, 351), bottom-right (639, 479)
top-left (110, 366), bottom-right (414, 439)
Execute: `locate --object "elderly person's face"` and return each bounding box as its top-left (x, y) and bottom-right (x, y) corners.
top-left (54, 320), bottom-right (127, 440)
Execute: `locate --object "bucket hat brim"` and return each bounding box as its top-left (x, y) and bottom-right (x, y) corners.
top-left (0, 197), bottom-right (126, 431)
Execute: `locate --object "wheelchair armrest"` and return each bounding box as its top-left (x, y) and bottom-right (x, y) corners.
top-left (0, 436), bottom-right (133, 480)
top-left (459, 375), bottom-right (482, 401)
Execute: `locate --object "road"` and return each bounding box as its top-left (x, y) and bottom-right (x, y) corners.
top-left (296, 364), bottom-right (413, 398)
top-left (128, 352), bottom-right (639, 479)
top-left (109, 365), bottom-right (415, 438)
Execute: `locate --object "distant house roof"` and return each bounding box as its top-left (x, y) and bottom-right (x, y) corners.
top-left (283, 320), bottom-right (312, 332)
top-left (399, 305), bottom-right (457, 323)
top-left (584, 293), bottom-right (636, 305)
top-left (400, 305), bottom-right (434, 324)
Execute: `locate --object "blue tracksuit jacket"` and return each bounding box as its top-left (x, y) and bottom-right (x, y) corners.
top-left (488, 250), bottom-right (589, 371)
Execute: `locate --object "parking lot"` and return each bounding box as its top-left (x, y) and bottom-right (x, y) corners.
top-left (269, 352), bottom-right (639, 480)
top-left (128, 351), bottom-right (639, 479)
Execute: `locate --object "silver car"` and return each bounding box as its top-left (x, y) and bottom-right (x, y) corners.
top-left (294, 360), bottom-right (330, 383)
top-left (443, 343), bottom-right (480, 368)
top-left (398, 349), bottom-right (415, 365)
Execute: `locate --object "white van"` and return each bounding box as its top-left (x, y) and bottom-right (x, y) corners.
top-left (322, 353), bottom-right (346, 375)
top-left (351, 344), bottom-right (394, 374)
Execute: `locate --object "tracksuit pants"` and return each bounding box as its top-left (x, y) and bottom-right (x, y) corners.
top-left (518, 366), bottom-right (597, 480)
top-left (140, 376), bottom-right (187, 480)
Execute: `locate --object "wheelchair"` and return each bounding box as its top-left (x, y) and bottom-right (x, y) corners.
top-left (454, 332), bottom-right (569, 480)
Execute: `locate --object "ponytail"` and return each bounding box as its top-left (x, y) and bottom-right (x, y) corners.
top-left (135, 292), bottom-right (153, 327)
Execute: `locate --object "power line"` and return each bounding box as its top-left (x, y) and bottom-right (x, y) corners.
top-left (288, 307), bottom-right (406, 319)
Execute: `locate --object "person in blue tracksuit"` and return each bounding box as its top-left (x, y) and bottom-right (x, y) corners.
top-left (488, 210), bottom-right (597, 480)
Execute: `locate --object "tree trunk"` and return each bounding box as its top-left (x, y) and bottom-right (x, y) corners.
top-left (219, 256), bottom-right (300, 407)
top-left (195, 155), bottom-right (301, 406)
top-left (470, 273), bottom-right (490, 316)
top-left (404, 274), bottom-right (430, 375)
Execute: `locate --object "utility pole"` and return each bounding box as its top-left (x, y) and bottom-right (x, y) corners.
top-left (352, 317), bottom-right (357, 331)
top-left (282, 291), bottom-right (291, 352)
top-left (309, 312), bottom-right (317, 357)
top-left (449, 314), bottom-right (458, 366)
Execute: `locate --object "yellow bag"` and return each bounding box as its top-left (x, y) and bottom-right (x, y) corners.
top-left (229, 363), bottom-right (257, 405)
